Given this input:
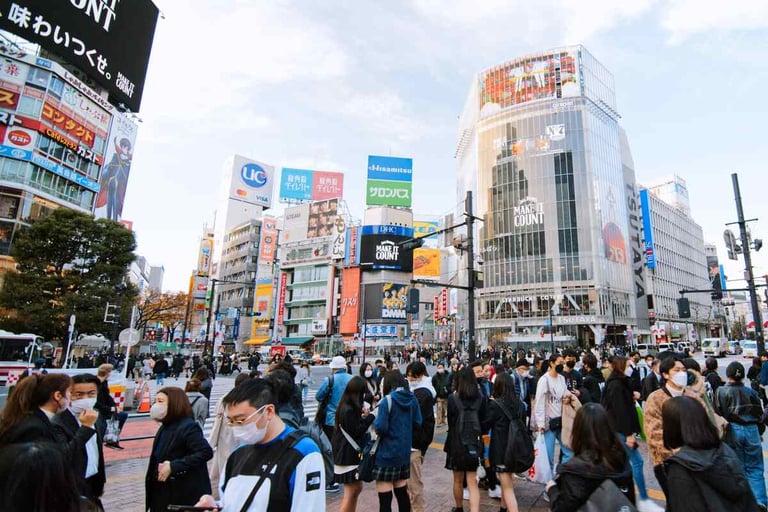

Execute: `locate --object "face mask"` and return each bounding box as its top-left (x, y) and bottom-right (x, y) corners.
top-left (437, 369), bottom-right (445, 373)
top-left (231, 414), bottom-right (270, 445)
top-left (150, 403), bottom-right (167, 421)
top-left (671, 371), bottom-right (688, 389)
top-left (364, 370), bottom-right (373, 378)
top-left (555, 364), bottom-right (564, 373)
top-left (566, 361), bottom-right (576, 369)
top-left (70, 398), bottom-right (97, 416)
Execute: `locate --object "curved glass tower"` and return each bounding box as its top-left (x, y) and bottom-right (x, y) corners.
top-left (456, 46), bottom-right (645, 347)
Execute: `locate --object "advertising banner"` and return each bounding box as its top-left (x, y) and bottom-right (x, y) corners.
top-left (707, 254), bottom-right (722, 297)
top-left (382, 283), bottom-right (409, 320)
top-left (60, 83), bottom-right (112, 133)
top-left (367, 155), bottom-right (413, 182)
top-left (366, 179), bottom-right (412, 207)
top-left (0, 87), bottom-right (20, 110)
top-left (345, 226), bottom-right (360, 267)
top-left (196, 237), bottom-right (213, 277)
top-left (281, 240), bottom-right (332, 266)
top-left (282, 203), bottom-right (310, 243)
top-left (440, 288), bottom-right (448, 317)
top-left (307, 198), bottom-right (339, 239)
top-left (93, 112), bottom-right (137, 221)
top-left (0, 0), bottom-right (159, 112)
top-left (258, 217), bottom-right (278, 263)
top-left (365, 324), bottom-right (397, 337)
top-left (229, 155), bottom-right (274, 208)
top-left (360, 234), bottom-right (413, 271)
top-left (0, 57), bottom-right (28, 85)
top-left (339, 267), bottom-right (361, 334)
top-left (191, 276), bottom-right (208, 300)
top-left (276, 272), bottom-right (288, 328)
top-left (279, 168), bottom-right (344, 202)
top-left (413, 248), bottom-right (440, 279)
top-left (413, 220), bottom-right (439, 239)
top-left (639, 189), bottom-right (656, 269)
top-left (331, 216), bottom-right (347, 260)
top-left (2, 126), bottom-right (36, 149)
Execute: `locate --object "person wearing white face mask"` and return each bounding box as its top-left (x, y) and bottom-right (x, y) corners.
top-left (195, 378), bottom-right (326, 511)
top-left (145, 387), bottom-right (213, 512)
top-left (643, 357), bottom-right (707, 499)
top-left (52, 373), bottom-right (106, 508)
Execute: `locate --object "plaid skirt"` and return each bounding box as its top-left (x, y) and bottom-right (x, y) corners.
top-left (372, 463), bottom-right (410, 482)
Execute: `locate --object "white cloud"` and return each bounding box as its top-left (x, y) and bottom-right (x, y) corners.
top-left (660, 0), bottom-right (768, 43)
top-left (340, 90), bottom-right (427, 143)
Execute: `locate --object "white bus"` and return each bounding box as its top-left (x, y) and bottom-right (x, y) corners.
top-left (0, 330), bottom-right (46, 386)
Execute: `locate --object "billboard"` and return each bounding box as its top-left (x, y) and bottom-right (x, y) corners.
top-left (258, 217), bottom-right (278, 263)
top-left (307, 199), bottom-right (339, 239)
top-left (339, 267), bottom-right (360, 334)
top-left (479, 50), bottom-right (581, 117)
top-left (413, 220), bottom-right (439, 239)
top-left (331, 216), bottom-right (347, 260)
top-left (191, 275), bottom-right (208, 300)
top-left (359, 225), bottom-right (414, 271)
top-left (639, 189), bottom-right (656, 269)
top-left (282, 203), bottom-right (309, 243)
top-left (229, 155), bottom-right (275, 208)
top-left (707, 254), bottom-right (722, 297)
top-left (366, 155), bottom-right (413, 207)
top-left (0, 0), bottom-right (159, 113)
top-left (413, 248), bottom-right (440, 279)
top-left (279, 168), bottom-right (344, 202)
top-left (196, 236), bottom-right (213, 277)
top-left (93, 112), bottom-right (137, 221)
top-left (276, 272), bottom-right (288, 329)
top-left (345, 226), bottom-right (360, 266)
top-left (382, 283), bottom-right (409, 320)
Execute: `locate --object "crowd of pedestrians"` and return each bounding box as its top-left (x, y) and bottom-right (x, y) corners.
top-left (2, 345), bottom-right (768, 512)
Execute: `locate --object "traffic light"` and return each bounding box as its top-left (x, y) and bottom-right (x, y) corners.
top-left (677, 298), bottom-right (691, 319)
top-left (407, 288), bottom-right (419, 314)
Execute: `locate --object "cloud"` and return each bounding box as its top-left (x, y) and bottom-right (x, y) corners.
top-left (660, 0), bottom-right (768, 43)
top-left (340, 90), bottom-right (427, 144)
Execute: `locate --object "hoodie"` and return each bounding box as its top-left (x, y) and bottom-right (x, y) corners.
top-left (547, 451), bottom-right (635, 511)
top-left (409, 378), bottom-right (436, 454)
top-left (665, 444), bottom-right (760, 512)
top-left (373, 388), bottom-right (422, 467)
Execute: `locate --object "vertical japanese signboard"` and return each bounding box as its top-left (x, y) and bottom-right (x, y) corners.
top-left (339, 267), bottom-right (361, 334)
top-left (258, 217), bottom-right (278, 263)
top-left (276, 272), bottom-right (288, 329)
top-left (639, 189), bottom-right (656, 269)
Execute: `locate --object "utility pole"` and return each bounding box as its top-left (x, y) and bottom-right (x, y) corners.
top-left (732, 173), bottom-right (764, 353)
top-left (465, 190), bottom-right (477, 361)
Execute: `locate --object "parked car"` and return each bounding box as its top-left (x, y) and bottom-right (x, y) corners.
top-left (727, 340), bottom-right (743, 355)
top-left (636, 343), bottom-right (652, 357)
top-left (702, 337), bottom-right (727, 357)
top-left (741, 339), bottom-right (758, 358)
top-left (657, 342), bottom-right (676, 353)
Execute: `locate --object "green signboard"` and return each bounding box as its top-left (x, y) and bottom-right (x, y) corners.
top-left (366, 179), bottom-right (412, 207)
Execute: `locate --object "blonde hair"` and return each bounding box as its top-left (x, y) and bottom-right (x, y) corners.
top-left (97, 364), bottom-right (114, 377)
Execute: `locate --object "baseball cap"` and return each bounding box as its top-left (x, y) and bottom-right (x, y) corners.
top-left (329, 356), bottom-right (346, 369)
top-left (726, 361), bottom-right (745, 380)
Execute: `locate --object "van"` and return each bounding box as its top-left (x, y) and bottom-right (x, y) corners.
top-left (702, 338), bottom-right (727, 357)
top-left (742, 339), bottom-right (758, 359)
top-left (657, 342), bottom-right (675, 353)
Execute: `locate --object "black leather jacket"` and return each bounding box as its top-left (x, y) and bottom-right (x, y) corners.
top-left (714, 383), bottom-right (762, 425)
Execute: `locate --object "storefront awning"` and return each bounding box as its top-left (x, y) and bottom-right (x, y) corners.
top-left (243, 336), bottom-right (270, 346)
top-left (281, 336), bottom-right (314, 346)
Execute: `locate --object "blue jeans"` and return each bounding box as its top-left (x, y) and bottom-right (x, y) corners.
top-left (156, 372), bottom-right (165, 385)
top-left (618, 433), bottom-right (648, 501)
top-left (544, 428), bottom-right (573, 474)
top-left (728, 423), bottom-right (767, 507)
top-left (300, 384), bottom-right (309, 402)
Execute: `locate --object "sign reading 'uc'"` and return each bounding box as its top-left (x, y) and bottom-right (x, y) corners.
top-left (241, 163), bottom-right (268, 188)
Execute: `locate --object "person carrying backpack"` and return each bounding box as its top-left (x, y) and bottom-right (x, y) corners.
top-left (445, 367), bottom-right (488, 512)
top-left (406, 362), bottom-right (436, 512)
top-left (481, 373), bottom-right (527, 512)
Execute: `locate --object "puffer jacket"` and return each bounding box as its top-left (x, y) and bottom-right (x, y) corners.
top-left (547, 451), bottom-right (635, 511)
top-left (665, 444), bottom-right (760, 512)
top-left (715, 382), bottom-right (762, 425)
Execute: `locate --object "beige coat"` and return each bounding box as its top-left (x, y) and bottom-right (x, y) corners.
top-left (560, 394), bottom-right (582, 449)
top-left (643, 384), bottom-right (705, 466)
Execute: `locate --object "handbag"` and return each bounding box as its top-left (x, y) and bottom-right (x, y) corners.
top-left (104, 412), bottom-right (121, 444)
top-left (576, 478), bottom-right (638, 512)
top-left (358, 396), bottom-right (391, 482)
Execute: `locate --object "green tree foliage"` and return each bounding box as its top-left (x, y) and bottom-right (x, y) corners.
top-left (0, 209), bottom-right (137, 341)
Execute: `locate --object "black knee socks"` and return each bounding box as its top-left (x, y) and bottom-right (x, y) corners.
top-left (394, 485), bottom-right (410, 512)
top-left (378, 491), bottom-right (393, 512)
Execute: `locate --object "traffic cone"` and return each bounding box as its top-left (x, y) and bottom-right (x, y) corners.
top-left (137, 384), bottom-right (151, 413)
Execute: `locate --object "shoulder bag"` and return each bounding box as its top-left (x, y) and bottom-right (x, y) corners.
top-left (358, 396), bottom-right (391, 482)
top-left (576, 478), bottom-right (638, 512)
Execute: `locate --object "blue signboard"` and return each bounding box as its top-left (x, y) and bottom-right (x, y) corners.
top-left (639, 189), bottom-right (656, 269)
top-left (365, 324), bottom-right (398, 337)
top-left (720, 264), bottom-right (727, 292)
top-left (279, 168), bottom-right (314, 201)
top-left (361, 225), bottom-right (414, 237)
top-left (0, 144), bottom-right (100, 192)
top-left (367, 155), bottom-right (413, 182)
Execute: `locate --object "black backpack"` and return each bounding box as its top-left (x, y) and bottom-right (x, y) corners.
top-left (455, 394), bottom-right (482, 459)
top-left (496, 399), bottom-right (534, 473)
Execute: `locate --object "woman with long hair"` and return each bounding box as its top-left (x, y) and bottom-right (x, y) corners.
top-left (373, 370), bottom-right (422, 512)
top-left (445, 366), bottom-right (487, 512)
top-left (603, 356), bottom-right (660, 512)
top-left (145, 387), bottom-right (213, 511)
top-left (481, 373), bottom-right (522, 512)
top-left (360, 362), bottom-right (381, 408)
top-left (663, 396), bottom-right (760, 512)
top-left (0, 373), bottom-right (97, 445)
top-left (546, 403), bottom-right (634, 510)
top-left (332, 376), bottom-right (375, 512)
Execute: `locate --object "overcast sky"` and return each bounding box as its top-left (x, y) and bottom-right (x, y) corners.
top-left (123, 0), bottom-right (768, 292)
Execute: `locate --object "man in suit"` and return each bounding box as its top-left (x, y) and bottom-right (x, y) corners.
top-left (52, 373), bottom-right (106, 509)
top-left (641, 359), bottom-right (662, 402)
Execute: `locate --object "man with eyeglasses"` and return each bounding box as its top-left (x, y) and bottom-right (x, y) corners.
top-left (195, 378), bottom-right (325, 511)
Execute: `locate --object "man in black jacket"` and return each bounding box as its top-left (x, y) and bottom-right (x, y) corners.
top-left (406, 361), bottom-right (436, 512)
top-left (431, 362), bottom-right (450, 427)
top-left (52, 373), bottom-right (106, 509)
top-left (95, 364), bottom-right (127, 449)
top-left (641, 359), bottom-right (661, 402)
top-left (581, 353), bottom-right (604, 404)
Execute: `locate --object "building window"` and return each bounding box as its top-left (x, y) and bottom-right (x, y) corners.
top-left (17, 95), bottom-right (43, 117)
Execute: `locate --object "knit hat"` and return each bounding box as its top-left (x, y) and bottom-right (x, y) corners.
top-left (726, 361), bottom-right (745, 380)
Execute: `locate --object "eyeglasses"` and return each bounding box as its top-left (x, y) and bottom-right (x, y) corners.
top-left (226, 405), bottom-right (267, 427)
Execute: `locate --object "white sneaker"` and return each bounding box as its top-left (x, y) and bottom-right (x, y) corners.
top-left (637, 499), bottom-right (664, 512)
top-left (488, 485), bottom-right (502, 499)
top-left (463, 488), bottom-right (469, 500)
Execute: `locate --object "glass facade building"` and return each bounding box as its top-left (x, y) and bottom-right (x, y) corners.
top-left (457, 46), bottom-right (640, 347)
